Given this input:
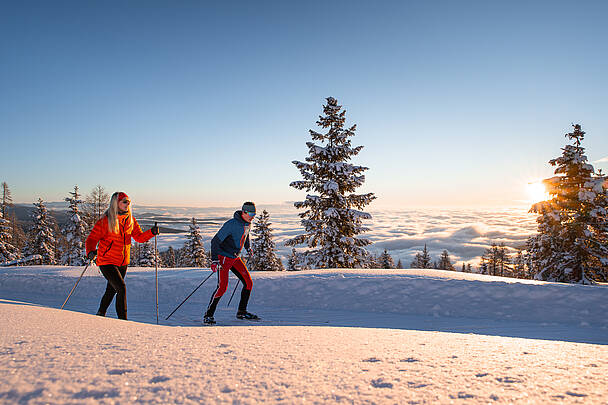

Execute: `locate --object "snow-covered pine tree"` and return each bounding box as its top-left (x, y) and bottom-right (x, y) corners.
top-left (528, 124), bottom-right (608, 283)
top-left (396, 258), bottom-right (403, 269)
top-left (480, 242), bottom-right (512, 277)
top-left (130, 242), bottom-right (140, 265)
top-left (1, 182), bottom-right (13, 218)
top-left (478, 257), bottom-right (488, 275)
top-left (410, 244), bottom-right (432, 269)
top-left (250, 210), bottom-right (284, 271)
top-left (9, 212), bottom-right (26, 255)
top-left (182, 217), bottom-right (208, 267)
top-left (512, 250), bottom-right (528, 279)
top-left (286, 248), bottom-right (300, 271)
top-left (161, 246), bottom-right (177, 268)
top-left (379, 249), bottom-right (395, 269)
top-left (437, 250), bottom-right (455, 271)
top-left (0, 210), bottom-right (18, 263)
top-left (61, 185), bottom-right (87, 265)
top-left (23, 198), bottom-right (57, 264)
top-left (287, 97), bottom-right (376, 269)
top-left (138, 240), bottom-right (161, 267)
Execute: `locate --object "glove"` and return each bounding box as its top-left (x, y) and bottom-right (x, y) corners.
top-left (210, 260), bottom-right (219, 273)
top-left (151, 223), bottom-right (160, 236)
top-left (87, 250), bottom-right (97, 261)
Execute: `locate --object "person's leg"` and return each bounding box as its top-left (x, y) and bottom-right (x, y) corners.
top-left (114, 266), bottom-right (128, 320)
top-left (97, 265), bottom-right (118, 316)
top-left (205, 256), bottom-right (235, 318)
top-left (99, 264), bottom-right (128, 320)
top-left (230, 258), bottom-right (253, 313)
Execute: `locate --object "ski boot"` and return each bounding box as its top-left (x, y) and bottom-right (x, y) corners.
top-left (203, 315), bottom-right (216, 325)
top-left (236, 310), bottom-right (260, 320)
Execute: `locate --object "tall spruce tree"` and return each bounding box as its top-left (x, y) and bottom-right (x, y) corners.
top-left (437, 250), bottom-right (455, 271)
top-left (23, 198), bottom-right (57, 264)
top-left (480, 242), bottom-right (512, 277)
top-left (287, 97), bottom-right (376, 269)
top-left (9, 212), bottom-right (26, 255)
top-left (61, 186), bottom-right (87, 265)
top-left (527, 124), bottom-right (608, 283)
top-left (0, 210), bottom-right (18, 263)
top-left (182, 217), bottom-right (208, 267)
top-left (410, 244), bottom-right (432, 269)
top-left (250, 210), bottom-right (284, 271)
top-left (138, 240), bottom-right (161, 267)
top-left (286, 248), bottom-right (300, 271)
top-left (1, 182), bottom-right (13, 218)
top-left (161, 246), bottom-right (177, 268)
top-left (379, 249), bottom-right (395, 269)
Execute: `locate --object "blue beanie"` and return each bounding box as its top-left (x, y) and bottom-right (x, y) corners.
top-left (242, 201), bottom-right (256, 213)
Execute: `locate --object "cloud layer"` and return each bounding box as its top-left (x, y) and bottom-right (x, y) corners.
top-left (135, 204), bottom-right (537, 268)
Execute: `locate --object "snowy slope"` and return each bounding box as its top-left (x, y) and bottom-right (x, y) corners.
top-left (1, 267), bottom-right (607, 404)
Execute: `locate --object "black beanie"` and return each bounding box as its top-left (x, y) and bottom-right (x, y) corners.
top-left (242, 201), bottom-right (256, 213)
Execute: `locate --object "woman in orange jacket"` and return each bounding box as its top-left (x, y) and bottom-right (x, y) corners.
top-left (85, 191), bottom-right (159, 320)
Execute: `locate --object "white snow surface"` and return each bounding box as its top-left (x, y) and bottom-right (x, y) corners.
top-left (1, 266), bottom-right (608, 404)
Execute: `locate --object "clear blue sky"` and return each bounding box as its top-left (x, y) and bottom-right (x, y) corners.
top-left (2, 1), bottom-right (607, 208)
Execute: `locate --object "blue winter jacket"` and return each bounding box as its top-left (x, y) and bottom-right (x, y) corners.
top-left (211, 210), bottom-right (251, 261)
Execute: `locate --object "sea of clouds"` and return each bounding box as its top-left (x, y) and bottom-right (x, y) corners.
top-left (132, 203), bottom-right (538, 268)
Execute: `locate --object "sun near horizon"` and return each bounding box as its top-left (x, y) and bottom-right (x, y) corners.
top-left (526, 181), bottom-right (550, 204)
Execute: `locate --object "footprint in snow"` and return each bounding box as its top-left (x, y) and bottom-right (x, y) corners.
top-left (107, 369), bottom-right (134, 375)
top-left (371, 378), bottom-right (393, 389)
top-left (450, 392), bottom-right (475, 399)
top-left (401, 358), bottom-right (420, 363)
top-left (73, 389), bottom-right (120, 399)
top-left (475, 373), bottom-right (489, 378)
top-left (362, 358), bottom-right (382, 363)
top-left (495, 376), bottom-right (523, 384)
top-left (565, 391), bottom-right (587, 397)
top-left (149, 376), bottom-right (171, 384)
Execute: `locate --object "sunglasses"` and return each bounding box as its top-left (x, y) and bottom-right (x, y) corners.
top-left (244, 211), bottom-right (256, 217)
top-left (120, 200), bottom-right (131, 205)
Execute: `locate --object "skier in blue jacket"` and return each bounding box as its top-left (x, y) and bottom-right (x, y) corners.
top-left (203, 202), bottom-right (258, 325)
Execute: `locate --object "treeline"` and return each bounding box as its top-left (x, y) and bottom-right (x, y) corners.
top-left (0, 185), bottom-right (288, 271)
top-left (405, 242), bottom-right (528, 278)
top-left (0, 184), bottom-right (108, 266)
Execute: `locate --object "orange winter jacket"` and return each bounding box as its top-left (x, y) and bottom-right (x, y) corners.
top-left (86, 213), bottom-right (154, 266)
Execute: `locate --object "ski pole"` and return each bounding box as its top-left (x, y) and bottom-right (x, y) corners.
top-left (154, 222), bottom-right (159, 325)
top-left (227, 280), bottom-right (240, 307)
top-left (165, 271), bottom-right (214, 320)
top-left (61, 259), bottom-right (93, 309)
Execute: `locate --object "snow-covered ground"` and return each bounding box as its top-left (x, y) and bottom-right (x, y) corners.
top-left (1, 266), bottom-right (607, 404)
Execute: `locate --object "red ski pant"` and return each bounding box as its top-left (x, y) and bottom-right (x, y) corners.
top-left (213, 255), bottom-right (253, 299)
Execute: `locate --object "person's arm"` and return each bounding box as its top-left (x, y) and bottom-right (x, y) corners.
top-left (244, 234), bottom-right (251, 254)
top-left (85, 218), bottom-right (106, 256)
top-left (211, 223), bottom-right (234, 261)
top-left (131, 217), bottom-right (154, 243)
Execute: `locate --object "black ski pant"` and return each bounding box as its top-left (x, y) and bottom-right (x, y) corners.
top-left (98, 264), bottom-right (128, 320)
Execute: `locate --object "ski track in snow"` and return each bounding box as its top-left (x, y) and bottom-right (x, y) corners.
top-left (1, 266), bottom-right (607, 404)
